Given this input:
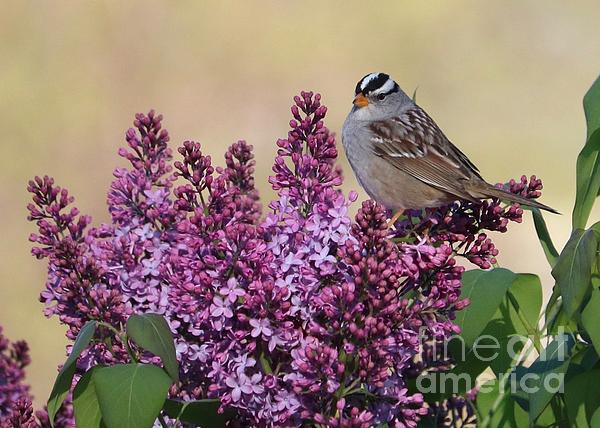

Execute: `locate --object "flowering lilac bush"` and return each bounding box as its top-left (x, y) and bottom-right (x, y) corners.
top-left (21, 91), bottom-right (548, 428)
top-left (0, 327), bottom-right (32, 424)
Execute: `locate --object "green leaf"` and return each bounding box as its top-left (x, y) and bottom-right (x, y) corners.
top-left (449, 326), bottom-right (496, 389)
top-left (163, 399), bottom-right (234, 427)
top-left (126, 313), bottom-right (179, 382)
top-left (47, 320), bottom-right (97, 426)
top-left (573, 74), bottom-right (600, 229)
top-left (453, 305), bottom-right (515, 380)
top-left (582, 288), bottom-right (600, 354)
top-left (591, 407), bottom-right (600, 427)
top-left (507, 274), bottom-right (543, 332)
top-left (532, 208), bottom-right (559, 267)
top-left (580, 346), bottom-right (600, 371)
top-left (494, 275), bottom-right (543, 375)
top-left (481, 317), bottom-right (519, 377)
top-left (450, 273), bottom-right (543, 380)
top-left (584, 74), bottom-right (600, 139)
top-left (455, 269), bottom-right (516, 347)
top-left (516, 335), bottom-right (576, 423)
top-left (93, 363), bottom-right (172, 428)
top-left (564, 370), bottom-right (600, 427)
top-left (476, 379), bottom-right (529, 427)
top-left (552, 228), bottom-right (599, 318)
top-left (73, 368), bottom-right (103, 428)
top-left (546, 293), bottom-right (579, 335)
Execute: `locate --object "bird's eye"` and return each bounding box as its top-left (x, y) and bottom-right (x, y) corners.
top-left (377, 93), bottom-right (386, 101)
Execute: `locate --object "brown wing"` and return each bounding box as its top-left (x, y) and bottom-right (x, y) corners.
top-left (369, 107), bottom-right (484, 201)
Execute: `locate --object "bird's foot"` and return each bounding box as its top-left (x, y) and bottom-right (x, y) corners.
top-left (387, 210), bottom-right (405, 229)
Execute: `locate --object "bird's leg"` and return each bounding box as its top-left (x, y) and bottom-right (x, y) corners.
top-left (387, 209), bottom-right (404, 229)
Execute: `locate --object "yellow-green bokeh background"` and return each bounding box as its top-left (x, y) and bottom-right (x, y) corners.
top-left (2, 1), bottom-right (599, 408)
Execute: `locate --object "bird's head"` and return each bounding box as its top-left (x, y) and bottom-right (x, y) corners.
top-left (351, 72), bottom-right (410, 120)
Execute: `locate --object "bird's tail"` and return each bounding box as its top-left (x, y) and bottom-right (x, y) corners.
top-left (482, 185), bottom-right (559, 214)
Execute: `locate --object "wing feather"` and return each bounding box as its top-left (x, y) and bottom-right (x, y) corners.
top-left (369, 108), bottom-right (483, 200)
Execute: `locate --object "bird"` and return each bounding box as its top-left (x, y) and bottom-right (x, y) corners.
top-left (341, 72), bottom-right (558, 225)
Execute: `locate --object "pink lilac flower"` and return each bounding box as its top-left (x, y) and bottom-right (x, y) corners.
top-left (0, 328), bottom-right (74, 427)
top-left (1, 399), bottom-right (37, 428)
top-left (27, 94), bottom-right (546, 426)
top-left (0, 327), bottom-right (32, 420)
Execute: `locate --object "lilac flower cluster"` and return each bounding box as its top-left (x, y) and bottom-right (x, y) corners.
top-left (0, 326), bottom-right (75, 428)
top-left (393, 174), bottom-right (544, 270)
top-left (26, 92), bottom-right (544, 427)
top-left (0, 327), bottom-right (32, 421)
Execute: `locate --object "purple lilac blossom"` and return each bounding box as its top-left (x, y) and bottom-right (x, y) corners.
top-left (0, 327), bottom-right (75, 427)
top-left (34, 399), bottom-right (75, 428)
top-left (0, 327), bottom-right (32, 420)
top-left (27, 93), bottom-right (546, 426)
top-left (0, 399), bottom-right (38, 428)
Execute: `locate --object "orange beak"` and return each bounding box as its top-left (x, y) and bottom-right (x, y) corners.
top-left (353, 93), bottom-right (369, 108)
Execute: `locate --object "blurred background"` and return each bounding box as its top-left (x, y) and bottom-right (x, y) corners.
top-left (1, 0), bottom-right (599, 407)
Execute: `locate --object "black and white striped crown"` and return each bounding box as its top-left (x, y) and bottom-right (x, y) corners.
top-left (355, 72), bottom-right (399, 96)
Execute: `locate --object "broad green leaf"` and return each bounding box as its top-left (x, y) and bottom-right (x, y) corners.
top-left (452, 305), bottom-right (518, 381)
top-left (507, 274), bottom-right (543, 332)
top-left (449, 322), bottom-right (498, 386)
top-left (546, 294), bottom-right (578, 335)
top-left (451, 273), bottom-right (542, 379)
top-left (582, 288), bottom-right (600, 354)
top-left (552, 228), bottom-right (599, 318)
top-left (93, 363), bottom-right (172, 428)
top-left (490, 274), bottom-right (543, 375)
top-left (568, 344), bottom-right (600, 375)
top-left (163, 399), bottom-right (234, 427)
top-left (476, 379), bottom-right (529, 428)
top-left (575, 131), bottom-right (600, 228)
top-left (126, 314), bottom-right (179, 382)
top-left (591, 407), bottom-right (600, 427)
top-left (580, 346), bottom-right (600, 371)
top-left (47, 320), bottom-right (97, 426)
top-left (564, 370), bottom-right (600, 427)
top-left (455, 269), bottom-right (516, 347)
top-left (73, 368), bottom-right (103, 428)
top-left (573, 74), bottom-right (600, 229)
top-left (532, 209), bottom-right (559, 267)
top-left (516, 335), bottom-right (576, 423)
top-left (484, 309), bottom-right (523, 377)
top-left (585, 74), bottom-right (600, 139)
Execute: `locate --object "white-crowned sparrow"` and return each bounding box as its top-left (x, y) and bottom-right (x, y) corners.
top-left (341, 72), bottom-right (558, 217)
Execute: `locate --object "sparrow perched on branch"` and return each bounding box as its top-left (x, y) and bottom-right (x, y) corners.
top-left (341, 72), bottom-right (557, 224)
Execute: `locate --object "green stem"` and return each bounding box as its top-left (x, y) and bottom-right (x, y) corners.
top-left (544, 295), bottom-right (563, 334)
top-left (97, 321), bottom-right (138, 363)
top-left (506, 290), bottom-right (542, 353)
top-left (97, 321), bottom-right (121, 337)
